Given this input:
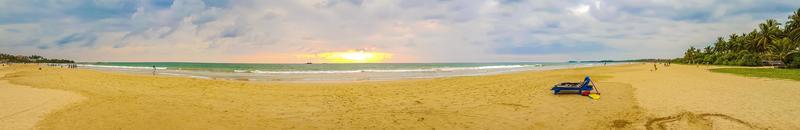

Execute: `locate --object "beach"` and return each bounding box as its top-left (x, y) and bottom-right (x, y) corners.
top-left (0, 66), bottom-right (84, 129)
top-left (1, 63), bottom-right (798, 129)
top-left (76, 62), bottom-right (601, 81)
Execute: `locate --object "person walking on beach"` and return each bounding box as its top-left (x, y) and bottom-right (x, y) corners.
top-left (152, 65), bottom-right (157, 75)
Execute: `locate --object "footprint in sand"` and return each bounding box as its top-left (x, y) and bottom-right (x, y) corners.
top-left (644, 112), bottom-right (766, 130)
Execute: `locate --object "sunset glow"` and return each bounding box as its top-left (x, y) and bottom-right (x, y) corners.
top-left (313, 51), bottom-right (392, 63)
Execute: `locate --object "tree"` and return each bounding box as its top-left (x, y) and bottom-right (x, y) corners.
top-left (728, 34), bottom-right (742, 51)
top-left (737, 50), bottom-right (762, 66)
top-left (767, 38), bottom-right (799, 62)
top-left (713, 37), bottom-right (728, 52)
top-left (786, 8), bottom-right (800, 41)
top-left (674, 8), bottom-right (800, 68)
top-left (0, 53), bottom-right (74, 63)
top-left (684, 46), bottom-right (699, 64)
top-left (745, 30), bottom-right (759, 52)
top-left (786, 53), bottom-right (800, 68)
top-left (703, 46), bottom-right (714, 53)
top-left (755, 19), bottom-right (782, 53)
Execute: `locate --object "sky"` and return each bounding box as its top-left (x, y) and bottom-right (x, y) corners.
top-left (1, 0), bottom-right (799, 63)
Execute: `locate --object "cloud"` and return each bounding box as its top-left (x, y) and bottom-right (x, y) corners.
top-left (0, 0), bottom-right (799, 62)
top-left (570, 5), bottom-right (591, 15)
top-left (55, 32), bottom-right (98, 48)
top-left (495, 42), bottom-right (616, 55)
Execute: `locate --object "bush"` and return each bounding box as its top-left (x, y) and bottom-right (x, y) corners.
top-left (785, 53), bottom-right (800, 68)
top-left (736, 51), bottom-right (762, 66)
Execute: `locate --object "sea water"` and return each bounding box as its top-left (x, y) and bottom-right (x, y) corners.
top-left (78, 62), bottom-right (623, 81)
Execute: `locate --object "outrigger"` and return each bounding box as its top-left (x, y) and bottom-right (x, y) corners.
top-left (551, 76), bottom-right (601, 99)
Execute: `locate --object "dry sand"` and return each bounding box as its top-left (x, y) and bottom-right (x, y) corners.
top-left (0, 63), bottom-right (798, 129)
top-left (608, 64), bottom-right (800, 129)
top-left (0, 66), bottom-right (84, 129)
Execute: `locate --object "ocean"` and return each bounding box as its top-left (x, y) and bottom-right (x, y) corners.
top-left (78, 62), bottom-right (621, 81)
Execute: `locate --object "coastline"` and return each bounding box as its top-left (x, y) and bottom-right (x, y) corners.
top-left (77, 62), bottom-right (629, 82)
top-left (1, 63), bottom-right (798, 129)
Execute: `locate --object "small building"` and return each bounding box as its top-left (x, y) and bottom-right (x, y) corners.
top-left (762, 60), bottom-right (785, 67)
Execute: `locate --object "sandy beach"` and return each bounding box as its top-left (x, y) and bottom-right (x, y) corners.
top-left (0, 66), bottom-right (84, 129)
top-left (1, 63), bottom-right (798, 129)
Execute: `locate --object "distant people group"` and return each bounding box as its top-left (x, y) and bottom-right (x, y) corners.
top-left (46, 63), bottom-right (78, 68)
top-left (1, 63), bottom-right (80, 69)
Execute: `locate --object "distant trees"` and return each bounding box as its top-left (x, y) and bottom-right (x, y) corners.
top-left (677, 8), bottom-right (800, 68)
top-left (0, 53), bottom-right (74, 63)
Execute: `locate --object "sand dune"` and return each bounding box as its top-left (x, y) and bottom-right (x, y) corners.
top-left (0, 64), bottom-right (798, 129)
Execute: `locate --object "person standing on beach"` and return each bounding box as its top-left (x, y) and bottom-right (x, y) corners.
top-left (152, 65), bottom-right (157, 75)
top-left (653, 63), bottom-right (658, 71)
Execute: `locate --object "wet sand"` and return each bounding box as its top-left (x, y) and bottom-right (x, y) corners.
top-left (0, 63), bottom-right (798, 129)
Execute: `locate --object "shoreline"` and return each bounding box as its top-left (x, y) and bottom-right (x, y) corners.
top-left (1, 63), bottom-right (798, 129)
top-left (77, 62), bottom-right (631, 82)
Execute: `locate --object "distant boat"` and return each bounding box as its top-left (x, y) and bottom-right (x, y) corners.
top-left (305, 62), bottom-right (313, 64)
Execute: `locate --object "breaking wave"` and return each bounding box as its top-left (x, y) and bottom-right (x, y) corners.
top-left (234, 64), bottom-right (540, 74)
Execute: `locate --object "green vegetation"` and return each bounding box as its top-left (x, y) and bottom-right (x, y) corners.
top-left (0, 53), bottom-right (74, 63)
top-left (676, 8), bottom-right (800, 68)
top-left (711, 68), bottom-right (800, 81)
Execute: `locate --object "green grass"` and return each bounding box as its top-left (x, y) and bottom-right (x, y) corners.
top-left (710, 68), bottom-right (800, 81)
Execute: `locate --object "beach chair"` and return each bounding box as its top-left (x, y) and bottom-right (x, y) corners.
top-left (551, 76), bottom-right (600, 98)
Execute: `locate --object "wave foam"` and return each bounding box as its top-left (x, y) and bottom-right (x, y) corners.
top-left (79, 64), bottom-right (167, 70)
top-left (242, 64), bottom-right (540, 74)
top-left (158, 73), bottom-right (211, 79)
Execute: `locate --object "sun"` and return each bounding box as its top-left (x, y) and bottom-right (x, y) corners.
top-left (313, 50), bottom-right (392, 63)
top-left (340, 51), bottom-right (373, 61)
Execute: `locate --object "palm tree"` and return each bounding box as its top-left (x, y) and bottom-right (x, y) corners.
top-left (745, 30), bottom-right (760, 52)
top-left (677, 8), bottom-right (800, 67)
top-left (684, 46), bottom-right (698, 64)
top-left (768, 38), bottom-right (800, 62)
top-left (756, 19), bottom-right (782, 53)
top-left (714, 37), bottom-right (727, 52)
top-left (728, 34), bottom-right (741, 51)
top-left (786, 8), bottom-right (800, 41)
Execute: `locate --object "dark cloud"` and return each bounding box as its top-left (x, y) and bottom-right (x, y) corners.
top-left (37, 45), bottom-right (50, 50)
top-left (54, 33), bottom-right (97, 48)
